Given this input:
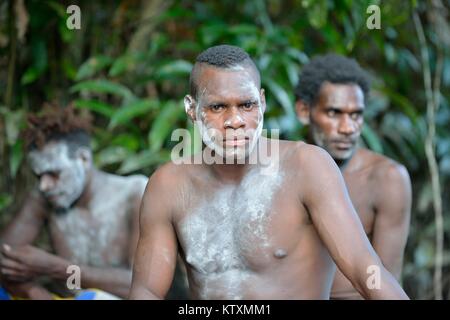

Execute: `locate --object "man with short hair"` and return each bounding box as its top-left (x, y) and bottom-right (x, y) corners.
top-left (129, 45), bottom-right (409, 299)
top-left (295, 54), bottom-right (411, 299)
top-left (0, 104), bottom-right (148, 299)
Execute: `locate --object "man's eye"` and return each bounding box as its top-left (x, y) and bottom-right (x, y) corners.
top-left (241, 102), bottom-right (255, 111)
top-left (351, 112), bottom-right (362, 120)
top-left (210, 104), bottom-right (225, 112)
top-left (47, 171), bottom-right (60, 179)
top-left (327, 110), bottom-right (337, 117)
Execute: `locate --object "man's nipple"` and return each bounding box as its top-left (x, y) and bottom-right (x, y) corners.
top-left (273, 248), bottom-right (287, 259)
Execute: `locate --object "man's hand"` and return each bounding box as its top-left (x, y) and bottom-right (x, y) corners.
top-left (0, 244), bottom-right (68, 282)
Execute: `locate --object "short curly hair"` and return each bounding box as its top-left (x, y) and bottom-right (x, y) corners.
top-left (295, 54), bottom-right (370, 106)
top-left (23, 102), bottom-right (92, 155)
top-left (189, 45), bottom-right (260, 98)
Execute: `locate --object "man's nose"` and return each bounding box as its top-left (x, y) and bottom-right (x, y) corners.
top-left (338, 115), bottom-right (357, 135)
top-left (39, 175), bottom-right (55, 193)
top-left (224, 107), bottom-right (245, 129)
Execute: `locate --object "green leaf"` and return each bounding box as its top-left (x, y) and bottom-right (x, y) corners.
top-left (264, 79), bottom-right (295, 117)
top-left (154, 60), bottom-right (193, 79)
top-left (306, 0), bottom-right (328, 29)
top-left (110, 133), bottom-right (141, 152)
top-left (76, 56), bottom-right (113, 80)
top-left (74, 99), bottom-right (115, 118)
top-left (21, 39), bottom-right (48, 85)
top-left (117, 150), bottom-right (170, 174)
top-left (109, 99), bottom-right (160, 129)
top-left (362, 124), bottom-right (384, 153)
top-left (148, 101), bottom-right (184, 152)
top-left (70, 79), bottom-right (136, 103)
top-left (10, 140), bottom-right (24, 178)
top-left (95, 146), bottom-right (130, 168)
top-left (0, 193), bottom-right (12, 211)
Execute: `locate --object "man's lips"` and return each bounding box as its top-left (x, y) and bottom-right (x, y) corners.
top-left (223, 137), bottom-right (249, 147)
top-left (332, 140), bottom-right (355, 149)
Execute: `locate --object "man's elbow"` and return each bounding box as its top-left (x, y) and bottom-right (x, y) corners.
top-left (128, 285), bottom-right (163, 300)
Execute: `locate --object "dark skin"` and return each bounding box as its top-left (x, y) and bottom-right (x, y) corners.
top-left (0, 144), bottom-right (147, 299)
top-left (129, 64), bottom-right (409, 299)
top-left (296, 82), bottom-right (411, 299)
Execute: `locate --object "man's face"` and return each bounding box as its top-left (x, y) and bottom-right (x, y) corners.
top-left (28, 141), bottom-right (89, 210)
top-left (186, 65), bottom-right (266, 160)
top-left (307, 82), bottom-right (365, 161)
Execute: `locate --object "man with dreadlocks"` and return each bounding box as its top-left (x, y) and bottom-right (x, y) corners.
top-left (129, 45), bottom-right (409, 299)
top-left (0, 104), bottom-right (149, 300)
top-left (294, 54), bottom-right (411, 299)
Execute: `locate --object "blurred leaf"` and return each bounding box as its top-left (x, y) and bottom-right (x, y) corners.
top-left (76, 56), bottom-right (113, 80)
top-left (109, 99), bottom-right (160, 129)
top-left (148, 101), bottom-right (185, 152)
top-left (10, 140), bottom-right (24, 178)
top-left (74, 99), bottom-right (115, 118)
top-left (110, 133), bottom-right (140, 152)
top-left (154, 60), bottom-right (193, 79)
top-left (362, 124), bottom-right (384, 153)
top-left (21, 39), bottom-right (48, 85)
top-left (95, 146), bottom-right (130, 168)
top-left (264, 78), bottom-right (295, 117)
top-left (0, 194), bottom-right (12, 211)
top-left (117, 150), bottom-right (170, 174)
top-left (70, 79), bottom-right (136, 103)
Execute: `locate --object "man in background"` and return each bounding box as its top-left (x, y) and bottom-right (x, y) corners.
top-left (295, 54), bottom-right (412, 299)
top-left (0, 104), bottom-right (148, 299)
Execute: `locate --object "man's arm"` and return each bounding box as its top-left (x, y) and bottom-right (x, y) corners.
top-left (128, 165), bottom-right (179, 299)
top-left (0, 192), bottom-right (48, 293)
top-left (371, 163), bottom-right (412, 280)
top-left (0, 191), bottom-right (47, 246)
top-left (298, 144), bottom-right (408, 299)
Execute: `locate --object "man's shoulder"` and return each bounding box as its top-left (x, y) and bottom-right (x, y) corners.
top-left (147, 160), bottom-right (195, 191)
top-left (357, 149), bottom-right (410, 182)
top-left (282, 139), bottom-right (334, 165)
top-left (279, 140), bottom-right (336, 176)
top-left (100, 171), bottom-right (148, 193)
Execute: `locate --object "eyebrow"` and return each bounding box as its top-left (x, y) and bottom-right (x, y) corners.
top-left (326, 106), bottom-right (364, 112)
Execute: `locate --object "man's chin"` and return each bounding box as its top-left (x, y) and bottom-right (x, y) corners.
top-left (330, 149), bottom-right (354, 162)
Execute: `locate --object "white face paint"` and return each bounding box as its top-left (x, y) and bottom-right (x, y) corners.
top-left (193, 69), bottom-right (264, 161)
top-left (28, 142), bottom-right (88, 210)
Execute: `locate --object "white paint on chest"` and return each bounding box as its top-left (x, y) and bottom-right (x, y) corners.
top-left (180, 167), bottom-right (284, 299)
top-left (48, 177), bottom-right (144, 267)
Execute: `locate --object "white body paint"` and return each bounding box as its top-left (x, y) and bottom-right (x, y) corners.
top-left (28, 142), bottom-right (87, 210)
top-left (193, 71), bottom-right (264, 160)
top-left (179, 166), bottom-right (284, 299)
top-left (47, 173), bottom-right (147, 267)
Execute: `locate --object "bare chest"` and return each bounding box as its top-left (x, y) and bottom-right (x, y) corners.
top-left (176, 168), bottom-right (295, 275)
top-left (343, 172), bottom-right (376, 235)
top-left (48, 195), bottom-right (131, 267)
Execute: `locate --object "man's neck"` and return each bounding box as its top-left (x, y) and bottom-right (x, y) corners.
top-left (73, 168), bottom-right (100, 209)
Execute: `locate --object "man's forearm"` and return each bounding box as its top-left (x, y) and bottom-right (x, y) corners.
top-left (355, 265), bottom-right (409, 300)
top-left (48, 257), bottom-right (132, 299)
top-left (78, 265), bottom-right (132, 299)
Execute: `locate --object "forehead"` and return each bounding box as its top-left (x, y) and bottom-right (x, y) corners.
top-left (317, 82), bottom-right (365, 109)
top-left (196, 66), bottom-right (260, 101)
top-left (28, 142), bottom-right (71, 171)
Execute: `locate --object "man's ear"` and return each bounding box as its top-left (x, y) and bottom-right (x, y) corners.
top-left (295, 100), bottom-right (311, 126)
top-left (184, 95), bottom-right (197, 122)
top-left (260, 88), bottom-right (266, 113)
top-left (76, 147), bottom-right (92, 168)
